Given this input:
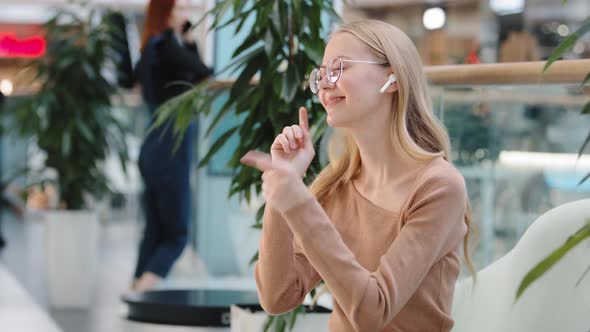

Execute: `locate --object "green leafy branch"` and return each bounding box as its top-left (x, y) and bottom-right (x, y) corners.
top-left (516, 16), bottom-right (590, 301)
top-left (154, 1), bottom-right (338, 331)
top-left (516, 220), bottom-right (590, 300)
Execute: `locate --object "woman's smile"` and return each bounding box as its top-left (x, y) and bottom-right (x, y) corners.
top-left (325, 95), bottom-right (345, 108)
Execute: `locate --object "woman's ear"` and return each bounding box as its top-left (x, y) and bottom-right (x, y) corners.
top-left (379, 74), bottom-right (398, 94)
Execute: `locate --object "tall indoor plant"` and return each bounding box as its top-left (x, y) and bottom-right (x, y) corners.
top-left (5, 5), bottom-right (129, 308)
top-left (154, 1), bottom-right (338, 330)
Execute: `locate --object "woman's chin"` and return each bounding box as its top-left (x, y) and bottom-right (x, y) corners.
top-left (326, 114), bottom-right (350, 128)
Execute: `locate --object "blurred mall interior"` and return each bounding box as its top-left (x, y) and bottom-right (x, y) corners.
top-left (0, 0), bottom-right (589, 331)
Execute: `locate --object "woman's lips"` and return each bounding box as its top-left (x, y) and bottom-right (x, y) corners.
top-left (326, 96), bottom-right (345, 107)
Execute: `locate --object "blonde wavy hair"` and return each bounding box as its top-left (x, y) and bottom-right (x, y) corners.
top-left (309, 19), bottom-right (477, 281)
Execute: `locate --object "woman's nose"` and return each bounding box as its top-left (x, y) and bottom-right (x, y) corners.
top-left (318, 74), bottom-right (334, 91)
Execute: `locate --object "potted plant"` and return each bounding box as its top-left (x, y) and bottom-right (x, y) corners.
top-left (4, 5), bottom-right (129, 308)
top-left (154, 1), bottom-right (337, 330)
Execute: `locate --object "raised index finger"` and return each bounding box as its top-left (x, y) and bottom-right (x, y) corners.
top-left (299, 107), bottom-right (309, 131)
top-left (240, 150), bottom-right (273, 172)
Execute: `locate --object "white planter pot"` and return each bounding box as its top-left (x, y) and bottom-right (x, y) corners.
top-left (230, 305), bottom-right (330, 332)
top-left (228, 214), bottom-right (260, 276)
top-left (44, 210), bottom-right (99, 309)
top-left (124, 320), bottom-right (229, 331)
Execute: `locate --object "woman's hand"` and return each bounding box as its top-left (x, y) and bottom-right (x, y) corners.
top-left (270, 107), bottom-right (315, 178)
top-left (240, 107), bottom-right (315, 213)
top-left (240, 150), bottom-right (312, 213)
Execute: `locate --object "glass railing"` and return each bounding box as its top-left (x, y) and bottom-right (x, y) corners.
top-left (433, 83), bottom-right (589, 269)
top-left (425, 59), bottom-right (589, 272)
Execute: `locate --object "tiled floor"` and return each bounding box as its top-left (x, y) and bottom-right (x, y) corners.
top-left (0, 264), bottom-right (62, 332)
top-left (0, 211), bottom-right (256, 332)
top-left (0, 211), bottom-right (137, 332)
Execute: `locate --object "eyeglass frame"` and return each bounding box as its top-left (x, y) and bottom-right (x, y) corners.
top-left (308, 57), bottom-right (390, 94)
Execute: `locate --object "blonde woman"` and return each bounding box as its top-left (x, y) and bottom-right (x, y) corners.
top-left (240, 19), bottom-right (475, 332)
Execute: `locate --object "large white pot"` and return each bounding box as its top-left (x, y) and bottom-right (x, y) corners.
top-left (228, 214), bottom-right (260, 277)
top-left (230, 305), bottom-right (330, 332)
top-left (44, 210), bottom-right (99, 309)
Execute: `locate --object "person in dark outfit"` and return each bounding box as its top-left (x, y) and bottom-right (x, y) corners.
top-left (132, 0), bottom-right (213, 291)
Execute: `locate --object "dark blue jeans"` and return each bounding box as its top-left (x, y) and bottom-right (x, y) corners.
top-left (133, 120), bottom-right (196, 279)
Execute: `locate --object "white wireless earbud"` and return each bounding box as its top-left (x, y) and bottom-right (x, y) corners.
top-left (379, 74), bottom-right (397, 94)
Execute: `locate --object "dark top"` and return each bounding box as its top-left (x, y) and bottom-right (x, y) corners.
top-left (135, 29), bottom-right (213, 107)
top-left (134, 29), bottom-right (213, 185)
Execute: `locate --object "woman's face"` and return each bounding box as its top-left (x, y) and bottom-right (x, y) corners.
top-left (168, 0), bottom-right (190, 33)
top-left (318, 33), bottom-right (394, 128)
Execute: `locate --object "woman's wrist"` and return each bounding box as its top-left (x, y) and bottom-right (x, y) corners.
top-left (277, 176), bottom-right (313, 213)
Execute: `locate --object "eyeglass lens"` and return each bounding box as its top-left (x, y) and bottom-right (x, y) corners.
top-left (309, 58), bottom-right (342, 94)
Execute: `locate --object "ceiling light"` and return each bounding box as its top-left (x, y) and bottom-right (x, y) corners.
top-left (423, 7), bottom-right (446, 30)
top-left (490, 0), bottom-right (524, 15)
top-left (0, 79), bottom-right (13, 96)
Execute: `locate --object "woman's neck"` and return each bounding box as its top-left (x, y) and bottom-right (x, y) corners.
top-left (347, 110), bottom-right (421, 189)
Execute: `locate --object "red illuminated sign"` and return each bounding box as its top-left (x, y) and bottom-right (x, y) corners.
top-left (0, 33), bottom-right (46, 58)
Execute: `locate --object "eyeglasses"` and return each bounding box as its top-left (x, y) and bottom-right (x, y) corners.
top-left (308, 57), bottom-right (389, 94)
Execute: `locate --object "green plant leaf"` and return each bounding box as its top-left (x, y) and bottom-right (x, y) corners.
top-left (544, 19), bottom-right (590, 72)
top-left (232, 32), bottom-right (261, 58)
top-left (282, 64), bottom-right (300, 102)
top-left (576, 263), bottom-right (590, 286)
top-left (198, 126), bottom-right (239, 168)
top-left (76, 119), bottom-right (94, 142)
top-left (263, 315), bottom-right (275, 332)
top-left (210, 0), bottom-right (233, 29)
top-left (205, 99), bottom-right (232, 137)
top-left (544, 36), bottom-right (577, 72)
top-left (516, 222), bottom-right (590, 300)
top-left (578, 130), bottom-right (590, 158)
top-left (582, 102), bottom-right (590, 115)
top-left (217, 5), bottom-right (256, 31)
top-left (217, 45), bottom-right (265, 77)
top-left (62, 130), bottom-right (72, 156)
top-left (301, 35), bottom-right (324, 64)
top-left (118, 150), bottom-right (128, 175)
top-left (256, 203), bottom-right (265, 223)
top-left (581, 73), bottom-right (590, 87)
top-left (275, 316), bottom-right (286, 332)
top-left (319, 0), bottom-right (340, 21)
top-left (288, 306), bottom-right (305, 329)
top-left (578, 172), bottom-right (590, 185)
top-left (249, 251), bottom-right (259, 266)
top-left (57, 57), bottom-right (75, 70)
top-left (244, 183), bottom-right (251, 202)
top-left (230, 54), bottom-right (262, 100)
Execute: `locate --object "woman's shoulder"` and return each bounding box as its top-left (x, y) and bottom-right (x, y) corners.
top-left (412, 156), bottom-right (466, 198)
top-left (398, 157), bottom-right (467, 219)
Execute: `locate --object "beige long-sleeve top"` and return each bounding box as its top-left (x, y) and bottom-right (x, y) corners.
top-left (255, 157), bottom-right (468, 332)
